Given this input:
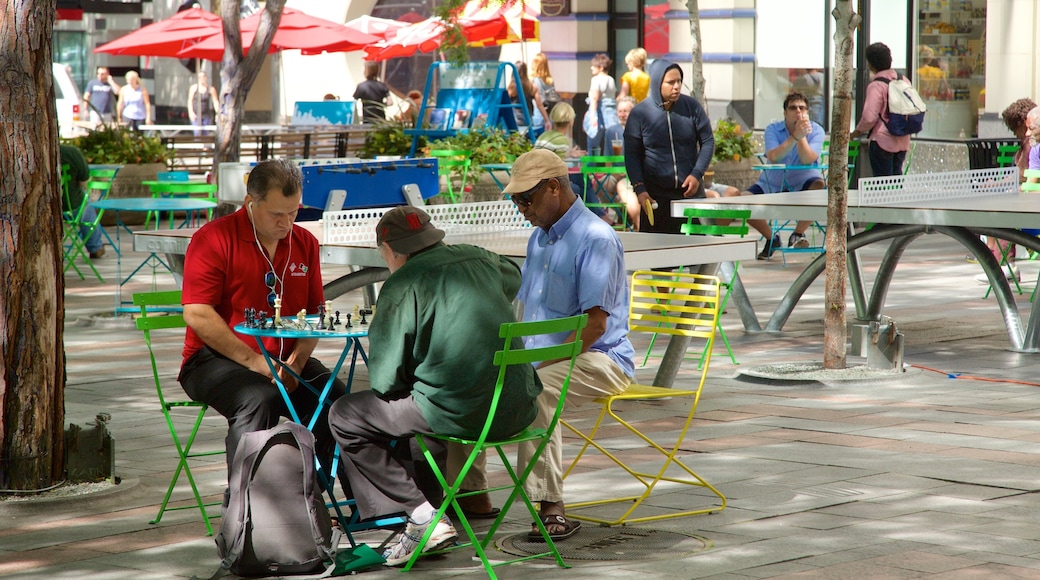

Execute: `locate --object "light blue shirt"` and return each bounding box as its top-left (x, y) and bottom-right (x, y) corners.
top-left (755, 119), bottom-right (825, 192)
top-left (517, 198), bottom-right (635, 377)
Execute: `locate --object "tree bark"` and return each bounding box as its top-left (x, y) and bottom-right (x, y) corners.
top-left (686, 0), bottom-right (707, 106)
top-left (0, 0), bottom-right (66, 488)
top-left (823, 1), bottom-right (861, 369)
top-left (213, 0), bottom-right (287, 206)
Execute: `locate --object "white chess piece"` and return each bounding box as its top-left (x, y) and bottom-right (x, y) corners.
top-left (273, 297), bottom-right (283, 327)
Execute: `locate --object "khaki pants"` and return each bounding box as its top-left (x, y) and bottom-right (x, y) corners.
top-left (450, 351), bottom-right (630, 502)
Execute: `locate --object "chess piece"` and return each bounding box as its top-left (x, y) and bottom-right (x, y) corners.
top-left (345, 313), bottom-right (352, 328)
top-left (273, 297), bottom-right (283, 327)
top-left (353, 304), bottom-right (360, 322)
top-left (334, 311), bottom-right (341, 328)
top-left (297, 308), bottom-right (307, 328)
top-left (317, 305), bottom-right (326, 330)
top-left (325, 300), bottom-right (334, 330)
top-left (359, 309), bottom-right (369, 325)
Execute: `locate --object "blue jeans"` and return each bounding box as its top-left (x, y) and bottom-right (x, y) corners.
top-left (79, 205), bottom-right (104, 253)
top-left (868, 141), bottom-right (907, 177)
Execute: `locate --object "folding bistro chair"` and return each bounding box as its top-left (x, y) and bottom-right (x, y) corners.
top-left (405, 314), bottom-right (588, 577)
top-left (429, 149), bottom-right (472, 204)
top-left (62, 169), bottom-right (116, 282)
top-left (563, 271), bottom-right (727, 526)
top-left (87, 167), bottom-right (121, 254)
top-left (133, 290), bottom-right (224, 535)
top-left (580, 154), bottom-right (629, 229)
top-left (147, 181), bottom-right (219, 228)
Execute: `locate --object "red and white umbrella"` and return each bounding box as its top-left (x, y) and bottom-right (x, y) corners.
top-left (364, 0), bottom-right (538, 61)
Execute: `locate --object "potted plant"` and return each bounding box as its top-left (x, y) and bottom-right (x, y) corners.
top-left (710, 118), bottom-right (759, 191)
top-left (358, 120), bottom-right (425, 159)
top-left (66, 125), bottom-right (172, 225)
top-left (428, 128), bottom-right (532, 201)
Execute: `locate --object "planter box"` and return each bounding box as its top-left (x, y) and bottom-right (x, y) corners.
top-left (709, 159), bottom-right (759, 192)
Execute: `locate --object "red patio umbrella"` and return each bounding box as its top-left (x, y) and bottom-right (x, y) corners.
top-left (94, 7), bottom-right (222, 58)
top-left (176, 7), bottom-right (380, 61)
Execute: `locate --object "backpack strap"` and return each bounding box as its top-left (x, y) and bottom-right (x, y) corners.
top-left (281, 422), bottom-right (339, 564)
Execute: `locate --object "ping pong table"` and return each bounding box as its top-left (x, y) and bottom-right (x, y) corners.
top-left (672, 167), bottom-right (1040, 352)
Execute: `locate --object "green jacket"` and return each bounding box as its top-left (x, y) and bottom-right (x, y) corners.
top-left (59, 144), bottom-right (90, 212)
top-left (368, 243), bottom-right (541, 439)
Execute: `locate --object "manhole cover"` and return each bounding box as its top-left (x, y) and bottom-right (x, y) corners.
top-left (497, 527), bottom-right (712, 561)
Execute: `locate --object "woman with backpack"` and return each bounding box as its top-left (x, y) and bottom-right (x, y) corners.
top-left (851, 42), bottom-right (912, 177)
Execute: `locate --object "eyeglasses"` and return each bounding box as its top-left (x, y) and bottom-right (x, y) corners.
top-left (264, 270), bottom-right (279, 308)
top-left (787, 105), bottom-right (809, 112)
top-left (510, 179), bottom-right (548, 209)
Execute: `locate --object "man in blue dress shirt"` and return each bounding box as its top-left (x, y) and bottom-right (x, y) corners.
top-left (500, 149), bottom-right (635, 541)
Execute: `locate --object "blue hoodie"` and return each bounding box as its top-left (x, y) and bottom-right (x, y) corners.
top-left (623, 60), bottom-right (714, 197)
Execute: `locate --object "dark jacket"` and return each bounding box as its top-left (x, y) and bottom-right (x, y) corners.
top-left (623, 60), bottom-right (714, 196)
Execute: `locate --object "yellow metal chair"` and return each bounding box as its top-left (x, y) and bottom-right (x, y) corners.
top-left (580, 154), bottom-right (628, 229)
top-left (134, 290), bottom-right (224, 536)
top-left (405, 314), bottom-right (587, 577)
top-left (429, 149), bottom-right (472, 204)
top-left (563, 271), bottom-right (727, 526)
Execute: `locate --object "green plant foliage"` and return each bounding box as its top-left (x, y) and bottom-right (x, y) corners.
top-left (429, 127), bottom-right (532, 181)
top-left (712, 118), bottom-right (755, 163)
top-left (359, 121), bottom-right (426, 159)
top-left (66, 125), bottom-right (171, 165)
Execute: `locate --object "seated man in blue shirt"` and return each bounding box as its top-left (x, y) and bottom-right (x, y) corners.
top-left (726, 92), bottom-right (825, 260)
top-left (502, 149), bottom-right (634, 541)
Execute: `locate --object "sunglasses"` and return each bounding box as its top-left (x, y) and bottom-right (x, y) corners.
top-left (510, 179), bottom-right (549, 209)
top-left (264, 270), bottom-right (279, 309)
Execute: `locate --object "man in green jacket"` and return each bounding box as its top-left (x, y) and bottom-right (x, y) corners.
top-left (328, 206), bottom-right (541, 567)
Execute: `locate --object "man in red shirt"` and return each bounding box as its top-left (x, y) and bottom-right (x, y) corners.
top-left (178, 158), bottom-right (346, 473)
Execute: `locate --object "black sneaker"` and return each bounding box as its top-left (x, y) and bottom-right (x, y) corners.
top-left (788, 233), bottom-right (810, 248)
top-left (757, 234), bottom-right (781, 260)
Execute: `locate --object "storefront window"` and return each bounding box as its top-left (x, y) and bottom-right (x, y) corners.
top-left (916, 0), bottom-right (986, 138)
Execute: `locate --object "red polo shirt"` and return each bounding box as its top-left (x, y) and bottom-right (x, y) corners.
top-left (181, 207), bottom-right (325, 363)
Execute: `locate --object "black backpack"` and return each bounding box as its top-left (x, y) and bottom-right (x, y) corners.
top-left (214, 422), bottom-right (338, 577)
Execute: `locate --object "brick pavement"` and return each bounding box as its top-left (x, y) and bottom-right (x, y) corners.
top-left (4, 228), bottom-right (1040, 579)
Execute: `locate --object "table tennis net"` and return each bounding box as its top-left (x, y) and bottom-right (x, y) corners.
top-left (858, 167), bottom-right (1018, 207)
top-left (323, 200), bottom-right (529, 245)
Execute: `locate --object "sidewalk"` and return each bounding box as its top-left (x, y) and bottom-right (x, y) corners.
top-left (5, 228), bottom-right (1040, 579)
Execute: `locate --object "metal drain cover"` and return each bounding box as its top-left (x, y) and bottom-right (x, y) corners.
top-left (497, 527), bottom-right (712, 561)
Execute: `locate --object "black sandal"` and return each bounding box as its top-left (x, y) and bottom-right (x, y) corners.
top-left (527, 514), bottom-right (581, 542)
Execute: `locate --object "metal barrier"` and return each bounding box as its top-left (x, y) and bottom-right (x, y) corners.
top-left (322, 200), bottom-right (528, 245)
top-left (858, 167), bottom-right (1018, 206)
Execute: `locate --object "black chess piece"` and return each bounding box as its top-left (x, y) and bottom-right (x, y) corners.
top-left (317, 305), bottom-right (326, 330)
top-left (345, 313), bottom-right (352, 328)
top-left (359, 309), bottom-right (369, 325)
top-left (334, 311), bottom-right (341, 328)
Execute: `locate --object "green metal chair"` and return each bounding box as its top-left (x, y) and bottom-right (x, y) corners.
top-left (147, 181), bottom-right (219, 228)
top-left (133, 290), bottom-right (224, 536)
top-left (981, 145), bottom-right (1026, 298)
top-left (404, 314), bottom-right (588, 577)
top-left (640, 207), bottom-right (750, 368)
top-left (429, 149), bottom-right (472, 204)
top-left (62, 168), bottom-right (116, 282)
top-left (580, 154), bottom-right (629, 230)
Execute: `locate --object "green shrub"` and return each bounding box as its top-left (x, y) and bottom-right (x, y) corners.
top-left (67, 125), bottom-right (170, 165)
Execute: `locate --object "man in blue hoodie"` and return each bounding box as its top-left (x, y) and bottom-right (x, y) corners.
top-left (623, 59), bottom-right (715, 233)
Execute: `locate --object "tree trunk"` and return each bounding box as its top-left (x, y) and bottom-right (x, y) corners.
top-left (686, 0), bottom-right (707, 106)
top-left (0, 0), bottom-right (66, 489)
top-left (213, 0), bottom-right (287, 215)
top-left (823, 2), bottom-right (861, 369)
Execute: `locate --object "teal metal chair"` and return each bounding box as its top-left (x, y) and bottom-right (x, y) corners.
top-left (134, 290), bottom-right (224, 536)
top-left (147, 181), bottom-right (219, 228)
top-left (405, 314), bottom-right (587, 577)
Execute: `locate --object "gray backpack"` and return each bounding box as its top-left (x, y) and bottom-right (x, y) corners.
top-left (214, 422), bottom-right (338, 577)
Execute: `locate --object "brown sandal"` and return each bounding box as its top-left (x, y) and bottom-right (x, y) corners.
top-left (527, 514), bottom-right (581, 542)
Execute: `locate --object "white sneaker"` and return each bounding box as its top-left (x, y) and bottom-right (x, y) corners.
top-left (382, 516), bottom-right (458, 567)
top-left (974, 265), bottom-right (1020, 284)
